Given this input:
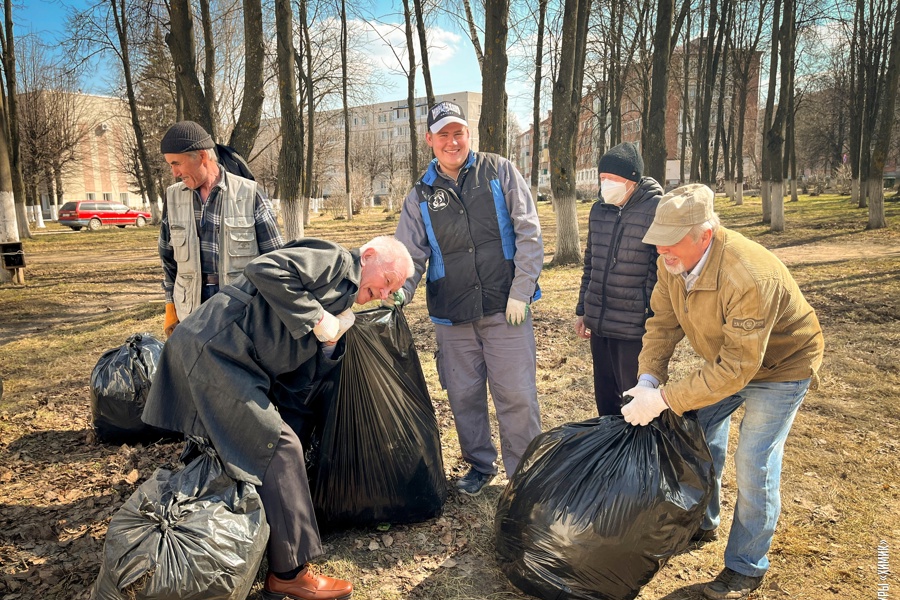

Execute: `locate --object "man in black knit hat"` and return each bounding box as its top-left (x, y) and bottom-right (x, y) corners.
top-left (158, 120), bottom-right (284, 338)
top-left (573, 142), bottom-right (664, 416)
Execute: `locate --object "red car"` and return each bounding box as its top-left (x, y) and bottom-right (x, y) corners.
top-left (58, 201), bottom-right (151, 231)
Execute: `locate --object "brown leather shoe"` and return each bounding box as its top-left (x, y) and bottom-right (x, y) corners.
top-left (262, 567), bottom-right (353, 600)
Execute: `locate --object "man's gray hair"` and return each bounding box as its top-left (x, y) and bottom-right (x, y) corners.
top-left (689, 213), bottom-right (720, 241)
top-left (361, 235), bottom-right (415, 279)
top-left (187, 147), bottom-right (218, 162)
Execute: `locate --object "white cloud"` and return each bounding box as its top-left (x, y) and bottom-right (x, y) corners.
top-left (350, 18), bottom-right (462, 73)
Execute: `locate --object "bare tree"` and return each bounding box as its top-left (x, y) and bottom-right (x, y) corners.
top-left (166, 0), bottom-right (214, 132)
top-left (1, 0), bottom-right (28, 238)
top-left (461, 0), bottom-right (484, 70)
top-left (413, 0), bottom-right (435, 107)
top-left (864, 0), bottom-right (900, 229)
top-left (530, 0), bottom-right (548, 199)
top-left (227, 0), bottom-right (265, 156)
top-left (66, 0), bottom-right (161, 215)
top-left (402, 0), bottom-right (419, 183)
top-left (549, 0), bottom-right (592, 265)
top-left (764, 0), bottom-right (794, 232)
top-left (645, 0), bottom-right (690, 183)
top-left (275, 0), bottom-right (303, 239)
top-left (481, 0), bottom-right (509, 154)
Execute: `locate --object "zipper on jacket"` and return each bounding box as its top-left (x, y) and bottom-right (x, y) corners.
top-left (597, 209), bottom-right (622, 330)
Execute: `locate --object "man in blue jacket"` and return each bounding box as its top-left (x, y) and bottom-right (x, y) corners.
top-left (394, 100), bottom-right (543, 496)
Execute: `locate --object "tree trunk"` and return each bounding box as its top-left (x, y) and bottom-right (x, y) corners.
top-left (848, 0), bottom-right (863, 205)
top-left (549, 0), bottom-right (591, 266)
top-left (166, 0), bottom-right (213, 131)
top-left (865, 0), bottom-right (900, 229)
top-left (228, 0), bottom-right (265, 156)
top-left (680, 8), bottom-right (691, 185)
top-left (341, 0), bottom-right (352, 220)
top-left (2, 0), bottom-right (29, 239)
top-left (645, 0), bottom-right (675, 183)
top-left (199, 0), bottom-right (218, 140)
top-left (275, 0), bottom-right (303, 240)
top-left (0, 97), bottom-right (18, 284)
top-left (301, 0), bottom-right (314, 225)
top-left (765, 0), bottom-right (793, 232)
top-left (760, 0), bottom-right (781, 223)
top-left (413, 0), bottom-right (435, 108)
top-left (480, 0), bottom-right (509, 155)
top-left (402, 0), bottom-right (419, 184)
top-left (530, 0), bottom-right (547, 194)
top-left (461, 0), bottom-right (484, 71)
top-left (111, 0), bottom-right (160, 215)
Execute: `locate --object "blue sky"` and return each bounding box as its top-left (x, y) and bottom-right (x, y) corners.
top-left (13, 0), bottom-right (537, 127)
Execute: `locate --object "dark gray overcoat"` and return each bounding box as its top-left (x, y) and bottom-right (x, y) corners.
top-left (143, 239), bottom-right (361, 485)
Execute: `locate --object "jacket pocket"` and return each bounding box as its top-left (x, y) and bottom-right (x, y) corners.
top-left (170, 227), bottom-right (190, 262)
top-left (224, 218), bottom-right (258, 258)
top-left (174, 273), bottom-right (196, 314)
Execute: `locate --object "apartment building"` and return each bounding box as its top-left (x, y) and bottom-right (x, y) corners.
top-left (317, 91), bottom-right (482, 202)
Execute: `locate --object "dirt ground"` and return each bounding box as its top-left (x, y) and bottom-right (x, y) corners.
top-left (1, 215), bottom-right (898, 600)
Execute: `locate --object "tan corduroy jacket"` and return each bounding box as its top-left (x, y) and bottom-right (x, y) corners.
top-left (638, 227), bottom-right (824, 415)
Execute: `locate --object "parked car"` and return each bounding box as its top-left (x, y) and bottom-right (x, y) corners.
top-left (58, 201), bottom-right (151, 231)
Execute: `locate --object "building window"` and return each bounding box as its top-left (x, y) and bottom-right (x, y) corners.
top-left (120, 193), bottom-right (129, 203)
top-left (103, 193), bottom-right (112, 201)
top-left (87, 193), bottom-right (96, 200)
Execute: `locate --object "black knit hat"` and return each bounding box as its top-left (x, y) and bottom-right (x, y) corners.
top-left (160, 121), bottom-right (214, 154)
top-left (597, 142), bottom-right (643, 182)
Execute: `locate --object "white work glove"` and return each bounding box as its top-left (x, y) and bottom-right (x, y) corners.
top-left (621, 385), bottom-right (669, 426)
top-left (574, 316), bottom-right (591, 339)
top-left (334, 308), bottom-right (356, 339)
top-left (506, 297), bottom-right (529, 326)
top-left (313, 311), bottom-right (340, 342)
top-left (381, 289), bottom-right (406, 309)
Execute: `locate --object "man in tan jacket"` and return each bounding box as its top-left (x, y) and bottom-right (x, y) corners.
top-left (620, 184), bottom-right (824, 600)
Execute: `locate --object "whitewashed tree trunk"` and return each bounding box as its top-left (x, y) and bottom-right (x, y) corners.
top-left (282, 198), bottom-right (304, 241)
top-left (33, 205), bottom-right (45, 228)
top-left (770, 181), bottom-right (784, 231)
top-left (851, 179), bottom-right (860, 204)
top-left (0, 191), bottom-right (19, 284)
top-left (734, 181), bottom-right (744, 205)
top-left (761, 181), bottom-right (771, 221)
top-left (790, 179), bottom-right (798, 202)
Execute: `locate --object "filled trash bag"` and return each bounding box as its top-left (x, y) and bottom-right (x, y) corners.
top-left (304, 306), bottom-right (447, 529)
top-left (91, 333), bottom-right (172, 444)
top-left (495, 411), bottom-right (714, 600)
top-left (92, 438), bottom-right (269, 600)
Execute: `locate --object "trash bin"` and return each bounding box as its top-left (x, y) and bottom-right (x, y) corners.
top-left (1, 242), bottom-right (25, 268)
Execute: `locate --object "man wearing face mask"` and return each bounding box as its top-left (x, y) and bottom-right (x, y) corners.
top-left (574, 142), bottom-right (664, 416)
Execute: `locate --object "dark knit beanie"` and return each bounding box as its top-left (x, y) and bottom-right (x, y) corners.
top-left (597, 142), bottom-right (643, 182)
top-left (160, 121), bottom-right (214, 154)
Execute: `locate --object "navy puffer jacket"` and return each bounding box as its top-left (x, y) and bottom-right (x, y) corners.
top-left (576, 177), bottom-right (663, 340)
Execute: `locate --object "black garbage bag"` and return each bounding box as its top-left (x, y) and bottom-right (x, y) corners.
top-left (91, 333), bottom-right (173, 444)
top-left (495, 411), bottom-right (714, 600)
top-left (92, 438), bottom-right (269, 600)
top-left (304, 307), bottom-right (447, 529)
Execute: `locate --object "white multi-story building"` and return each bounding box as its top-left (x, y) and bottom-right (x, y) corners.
top-left (317, 91), bottom-right (482, 204)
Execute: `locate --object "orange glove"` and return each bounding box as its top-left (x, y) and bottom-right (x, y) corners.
top-left (164, 303), bottom-right (180, 338)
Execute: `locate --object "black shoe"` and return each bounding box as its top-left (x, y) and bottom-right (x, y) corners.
top-left (691, 527), bottom-right (719, 544)
top-left (702, 567), bottom-right (764, 599)
top-left (456, 468), bottom-right (495, 496)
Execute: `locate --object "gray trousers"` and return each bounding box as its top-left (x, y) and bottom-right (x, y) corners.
top-left (257, 422), bottom-right (323, 572)
top-left (435, 311), bottom-right (542, 476)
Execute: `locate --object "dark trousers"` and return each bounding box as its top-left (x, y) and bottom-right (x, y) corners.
top-left (257, 422), bottom-right (323, 572)
top-left (589, 335), bottom-right (643, 417)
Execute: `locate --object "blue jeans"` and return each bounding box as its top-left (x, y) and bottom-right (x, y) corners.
top-left (696, 379), bottom-right (811, 577)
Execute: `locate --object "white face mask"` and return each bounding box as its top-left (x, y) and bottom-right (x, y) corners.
top-left (600, 180), bottom-right (630, 206)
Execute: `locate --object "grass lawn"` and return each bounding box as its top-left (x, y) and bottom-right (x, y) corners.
top-left (0, 192), bottom-right (897, 599)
